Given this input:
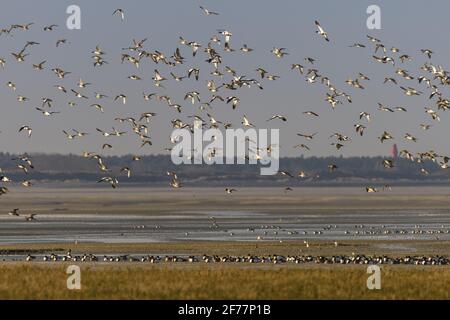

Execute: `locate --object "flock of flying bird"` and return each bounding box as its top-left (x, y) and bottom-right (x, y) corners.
top-left (1, 4), bottom-right (450, 220)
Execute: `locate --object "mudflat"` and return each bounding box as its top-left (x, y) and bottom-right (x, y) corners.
top-left (1, 185), bottom-right (450, 215)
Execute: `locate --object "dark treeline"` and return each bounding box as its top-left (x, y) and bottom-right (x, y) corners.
top-left (0, 152), bottom-right (448, 185)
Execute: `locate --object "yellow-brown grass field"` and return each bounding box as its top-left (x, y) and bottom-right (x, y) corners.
top-left (0, 263), bottom-right (449, 300)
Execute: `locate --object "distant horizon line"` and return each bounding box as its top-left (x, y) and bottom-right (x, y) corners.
top-left (0, 151), bottom-right (395, 159)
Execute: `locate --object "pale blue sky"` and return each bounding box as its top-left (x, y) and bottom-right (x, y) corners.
top-left (0, 1), bottom-right (449, 157)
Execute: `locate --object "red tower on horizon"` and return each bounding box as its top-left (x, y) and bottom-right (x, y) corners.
top-left (391, 144), bottom-right (398, 159)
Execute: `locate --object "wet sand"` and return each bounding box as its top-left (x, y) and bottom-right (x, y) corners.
top-left (0, 186), bottom-right (449, 246)
top-left (2, 185), bottom-right (450, 215)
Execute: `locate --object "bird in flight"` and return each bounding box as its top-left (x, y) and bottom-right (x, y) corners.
top-left (113, 9), bottom-right (125, 21)
top-left (8, 208), bottom-right (20, 217)
top-left (199, 6), bottom-right (219, 16)
top-left (242, 115), bottom-right (254, 127)
top-left (19, 126), bottom-right (32, 138)
top-left (271, 47), bottom-right (288, 58)
top-left (36, 108), bottom-right (60, 117)
top-left (267, 115), bottom-right (287, 122)
top-left (24, 213), bottom-right (37, 222)
top-left (315, 20), bottom-right (330, 42)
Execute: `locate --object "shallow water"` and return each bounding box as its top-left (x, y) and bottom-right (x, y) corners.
top-left (0, 210), bottom-right (449, 244)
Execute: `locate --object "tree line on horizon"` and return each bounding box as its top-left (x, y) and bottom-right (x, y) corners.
top-left (0, 152), bottom-right (447, 184)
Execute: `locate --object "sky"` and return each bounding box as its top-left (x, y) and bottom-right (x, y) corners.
top-left (0, 0), bottom-right (449, 158)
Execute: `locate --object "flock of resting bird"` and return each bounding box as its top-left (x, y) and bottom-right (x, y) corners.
top-left (15, 249), bottom-right (450, 266)
top-left (1, 5), bottom-right (450, 220)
